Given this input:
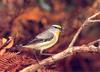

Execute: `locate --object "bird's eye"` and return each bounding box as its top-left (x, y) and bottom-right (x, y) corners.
top-left (52, 25), bottom-right (62, 29)
top-left (54, 26), bottom-right (58, 28)
top-left (54, 26), bottom-right (61, 30)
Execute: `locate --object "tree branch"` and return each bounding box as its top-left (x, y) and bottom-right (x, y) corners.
top-left (19, 12), bottom-right (100, 72)
top-left (19, 39), bottom-right (100, 72)
top-left (68, 11), bottom-right (100, 48)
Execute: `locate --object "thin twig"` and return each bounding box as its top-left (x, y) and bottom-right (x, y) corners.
top-left (88, 20), bottom-right (100, 22)
top-left (88, 12), bottom-right (100, 20)
top-left (88, 39), bottom-right (100, 46)
top-left (68, 11), bottom-right (100, 48)
top-left (68, 20), bottom-right (88, 48)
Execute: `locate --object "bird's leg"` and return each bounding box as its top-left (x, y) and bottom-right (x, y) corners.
top-left (40, 49), bottom-right (54, 56)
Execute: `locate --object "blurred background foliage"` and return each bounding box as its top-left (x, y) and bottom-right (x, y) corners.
top-left (0, 0), bottom-right (100, 72)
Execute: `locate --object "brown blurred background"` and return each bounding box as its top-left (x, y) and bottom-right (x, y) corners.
top-left (0, 0), bottom-right (100, 72)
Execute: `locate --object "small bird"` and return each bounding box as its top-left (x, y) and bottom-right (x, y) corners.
top-left (22, 24), bottom-right (62, 54)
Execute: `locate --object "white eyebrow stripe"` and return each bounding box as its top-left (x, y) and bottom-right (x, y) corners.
top-left (52, 25), bottom-right (62, 29)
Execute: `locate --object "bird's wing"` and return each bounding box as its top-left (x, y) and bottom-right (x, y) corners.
top-left (28, 31), bottom-right (54, 44)
top-left (36, 30), bottom-right (53, 39)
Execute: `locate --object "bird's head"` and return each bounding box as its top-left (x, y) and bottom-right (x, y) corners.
top-left (52, 24), bottom-right (62, 30)
top-left (49, 24), bottom-right (62, 36)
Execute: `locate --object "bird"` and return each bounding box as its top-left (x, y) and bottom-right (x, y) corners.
top-left (22, 24), bottom-right (62, 55)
